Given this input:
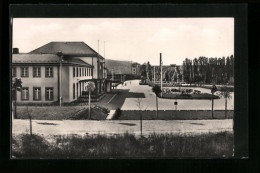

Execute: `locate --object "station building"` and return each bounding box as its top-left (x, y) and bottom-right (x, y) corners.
top-left (12, 42), bottom-right (112, 103)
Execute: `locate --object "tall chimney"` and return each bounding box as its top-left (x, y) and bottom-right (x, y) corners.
top-left (13, 48), bottom-right (19, 54)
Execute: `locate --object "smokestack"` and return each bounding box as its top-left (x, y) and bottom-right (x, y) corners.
top-left (13, 48), bottom-right (19, 54)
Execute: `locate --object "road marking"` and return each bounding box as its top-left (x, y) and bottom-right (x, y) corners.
top-left (107, 93), bottom-right (118, 104)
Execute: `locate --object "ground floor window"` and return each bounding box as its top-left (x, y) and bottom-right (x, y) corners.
top-left (76, 83), bottom-right (78, 98)
top-left (21, 87), bottom-right (29, 100)
top-left (33, 87), bottom-right (41, 100)
top-left (45, 87), bottom-right (54, 101)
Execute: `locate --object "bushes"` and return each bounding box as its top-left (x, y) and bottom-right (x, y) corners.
top-left (12, 132), bottom-right (233, 158)
top-left (93, 105), bottom-right (110, 114)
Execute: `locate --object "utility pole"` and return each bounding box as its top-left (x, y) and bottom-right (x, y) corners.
top-left (57, 51), bottom-right (63, 107)
top-left (154, 66), bottom-right (155, 84)
top-left (160, 53), bottom-right (163, 97)
top-left (97, 40), bottom-right (99, 79)
top-left (103, 41), bottom-right (106, 78)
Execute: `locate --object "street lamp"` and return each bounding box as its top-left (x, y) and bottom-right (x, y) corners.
top-left (57, 51), bottom-right (63, 107)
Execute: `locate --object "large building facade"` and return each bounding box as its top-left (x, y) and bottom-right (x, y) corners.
top-left (12, 42), bottom-right (111, 103)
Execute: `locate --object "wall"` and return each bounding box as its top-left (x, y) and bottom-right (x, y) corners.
top-left (13, 65), bottom-right (58, 103)
top-left (119, 110), bottom-right (234, 120)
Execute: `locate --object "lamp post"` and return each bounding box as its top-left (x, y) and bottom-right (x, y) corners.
top-left (57, 51), bottom-right (63, 107)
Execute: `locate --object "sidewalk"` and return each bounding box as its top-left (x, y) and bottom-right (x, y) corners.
top-left (12, 119), bottom-right (233, 136)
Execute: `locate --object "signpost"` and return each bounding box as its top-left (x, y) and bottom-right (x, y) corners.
top-left (174, 100), bottom-right (178, 110)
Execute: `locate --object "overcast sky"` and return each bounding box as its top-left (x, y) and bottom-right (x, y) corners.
top-left (13, 18), bottom-right (234, 65)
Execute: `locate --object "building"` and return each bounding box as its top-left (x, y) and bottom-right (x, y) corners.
top-left (131, 62), bottom-right (141, 75)
top-left (12, 42), bottom-right (112, 103)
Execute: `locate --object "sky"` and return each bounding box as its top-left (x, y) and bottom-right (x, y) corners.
top-left (12, 18), bottom-right (234, 65)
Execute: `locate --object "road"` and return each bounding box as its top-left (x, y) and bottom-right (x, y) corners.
top-left (12, 119), bottom-right (233, 136)
top-left (117, 80), bottom-right (234, 110)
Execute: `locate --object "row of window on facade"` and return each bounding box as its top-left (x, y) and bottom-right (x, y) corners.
top-left (12, 66), bottom-right (92, 78)
top-left (73, 67), bottom-right (92, 78)
top-left (12, 67), bottom-right (53, 78)
top-left (18, 87), bottom-right (54, 101)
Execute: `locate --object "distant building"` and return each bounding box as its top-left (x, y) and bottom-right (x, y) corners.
top-left (12, 42), bottom-right (112, 103)
top-left (131, 62), bottom-right (141, 75)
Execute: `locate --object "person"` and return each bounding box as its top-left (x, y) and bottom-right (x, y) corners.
top-left (125, 82), bottom-right (127, 86)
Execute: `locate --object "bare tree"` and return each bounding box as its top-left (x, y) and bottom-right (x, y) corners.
top-left (26, 106), bottom-right (33, 136)
top-left (12, 78), bottom-right (22, 119)
top-left (136, 98), bottom-right (150, 137)
top-left (218, 85), bottom-right (232, 119)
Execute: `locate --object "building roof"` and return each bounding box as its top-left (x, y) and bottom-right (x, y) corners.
top-left (29, 42), bottom-right (104, 59)
top-left (12, 54), bottom-right (93, 67)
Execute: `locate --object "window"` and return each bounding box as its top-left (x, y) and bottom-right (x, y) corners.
top-left (33, 67), bottom-right (41, 77)
top-left (12, 67), bottom-right (16, 77)
top-left (76, 67), bottom-right (78, 77)
top-left (73, 67), bottom-right (75, 77)
top-left (45, 87), bottom-right (54, 101)
top-left (73, 83), bottom-right (75, 99)
top-left (80, 67), bottom-right (82, 77)
top-left (33, 87), bottom-right (41, 100)
top-left (21, 87), bottom-right (29, 100)
top-left (45, 67), bottom-right (53, 77)
top-left (21, 67), bottom-right (29, 77)
top-left (85, 68), bottom-right (86, 76)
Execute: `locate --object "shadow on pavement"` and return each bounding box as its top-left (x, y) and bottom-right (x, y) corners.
top-left (107, 89), bottom-right (145, 109)
top-left (118, 123), bottom-right (136, 126)
top-left (36, 122), bottom-right (59, 126)
top-left (189, 123), bottom-right (205, 126)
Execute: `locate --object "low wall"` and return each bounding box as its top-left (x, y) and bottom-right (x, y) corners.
top-left (119, 110), bottom-right (234, 120)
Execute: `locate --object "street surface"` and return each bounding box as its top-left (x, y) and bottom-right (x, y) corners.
top-left (12, 119), bottom-right (233, 136)
top-left (117, 80), bottom-right (234, 110)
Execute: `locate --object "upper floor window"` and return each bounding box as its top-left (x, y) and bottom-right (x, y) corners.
top-left (33, 67), bottom-right (41, 77)
top-left (45, 67), bottom-right (53, 77)
top-left (76, 67), bottom-right (79, 77)
top-left (33, 87), bottom-right (41, 100)
top-left (21, 67), bottom-right (29, 77)
top-left (80, 67), bottom-right (82, 77)
top-left (45, 87), bottom-right (54, 101)
top-left (12, 67), bottom-right (16, 77)
top-left (73, 67), bottom-right (75, 77)
top-left (21, 87), bottom-right (29, 100)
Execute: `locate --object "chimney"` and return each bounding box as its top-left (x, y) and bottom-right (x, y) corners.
top-left (13, 48), bottom-right (19, 54)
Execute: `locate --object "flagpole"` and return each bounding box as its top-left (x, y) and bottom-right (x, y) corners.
top-left (160, 53), bottom-right (163, 97)
top-left (154, 66), bottom-right (155, 84)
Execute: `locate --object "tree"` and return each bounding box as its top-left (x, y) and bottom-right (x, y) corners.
top-left (211, 85), bottom-right (218, 119)
top-left (152, 85), bottom-right (162, 119)
top-left (218, 86), bottom-right (232, 118)
top-left (12, 78), bottom-right (22, 119)
top-left (85, 81), bottom-right (95, 119)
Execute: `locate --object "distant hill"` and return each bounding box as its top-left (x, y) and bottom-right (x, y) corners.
top-left (105, 59), bottom-right (133, 74)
